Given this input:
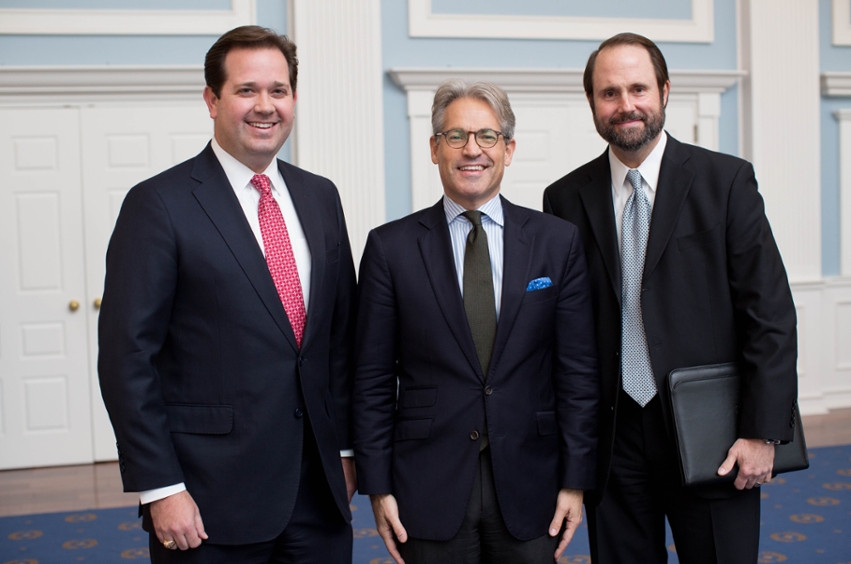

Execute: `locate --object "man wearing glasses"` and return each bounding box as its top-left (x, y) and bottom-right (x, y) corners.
top-left (353, 79), bottom-right (599, 564)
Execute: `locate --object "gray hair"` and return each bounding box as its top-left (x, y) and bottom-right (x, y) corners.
top-left (431, 79), bottom-right (516, 140)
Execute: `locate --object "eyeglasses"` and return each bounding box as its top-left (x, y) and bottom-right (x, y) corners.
top-left (435, 129), bottom-right (506, 149)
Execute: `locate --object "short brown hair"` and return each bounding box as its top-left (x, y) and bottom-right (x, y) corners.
top-left (205, 25), bottom-right (298, 98)
top-left (583, 32), bottom-right (669, 101)
top-left (431, 79), bottom-right (516, 140)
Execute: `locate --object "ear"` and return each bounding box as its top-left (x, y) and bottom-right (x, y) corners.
top-left (503, 137), bottom-right (516, 167)
top-left (661, 80), bottom-right (671, 107)
top-left (203, 86), bottom-right (219, 119)
top-left (430, 135), bottom-right (439, 165)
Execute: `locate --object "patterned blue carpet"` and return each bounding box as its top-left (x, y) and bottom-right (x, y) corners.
top-left (2, 445), bottom-right (849, 563)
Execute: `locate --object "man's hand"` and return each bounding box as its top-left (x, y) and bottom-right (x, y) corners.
top-left (342, 457), bottom-right (357, 503)
top-left (717, 438), bottom-right (775, 490)
top-left (150, 490), bottom-right (208, 550)
top-left (549, 488), bottom-right (584, 561)
top-left (370, 493), bottom-right (408, 564)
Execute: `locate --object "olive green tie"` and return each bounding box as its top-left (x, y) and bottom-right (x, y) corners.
top-left (462, 210), bottom-right (496, 378)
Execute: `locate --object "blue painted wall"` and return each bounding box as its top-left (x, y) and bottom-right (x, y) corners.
top-left (820, 0), bottom-right (851, 277)
top-left (0, 0), bottom-right (290, 157)
top-left (380, 0), bottom-right (740, 221)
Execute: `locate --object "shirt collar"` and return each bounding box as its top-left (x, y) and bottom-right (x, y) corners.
top-left (443, 193), bottom-right (504, 227)
top-left (211, 137), bottom-right (283, 195)
top-left (608, 131), bottom-right (668, 196)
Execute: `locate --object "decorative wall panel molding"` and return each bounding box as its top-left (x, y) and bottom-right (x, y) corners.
top-left (408, 0), bottom-right (713, 42)
top-left (0, 66), bottom-right (204, 104)
top-left (388, 66), bottom-right (741, 217)
top-left (833, 0), bottom-right (851, 46)
top-left (0, 0), bottom-right (254, 35)
top-left (822, 72), bottom-right (851, 97)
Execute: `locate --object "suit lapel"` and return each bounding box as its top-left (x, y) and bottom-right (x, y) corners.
top-left (417, 201), bottom-right (483, 378)
top-left (644, 136), bottom-right (694, 281)
top-left (279, 161), bottom-right (325, 349)
top-left (190, 145), bottom-right (298, 351)
top-left (579, 151), bottom-right (622, 305)
top-left (489, 197), bottom-right (531, 375)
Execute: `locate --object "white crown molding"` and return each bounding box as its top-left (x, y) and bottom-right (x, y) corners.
top-left (0, 66), bottom-right (205, 104)
top-left (408, 0), bottom-right (713, 43)
top-left (387, 67), bottom-right (744, 94)
top-left (833, 0), bottom-right (851, 46)
top-left (0, 0), bottom-right (254, 35)
top-left (823, 72), bottom-right (851, 97)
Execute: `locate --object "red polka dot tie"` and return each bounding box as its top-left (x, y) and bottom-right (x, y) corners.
top-left (251, 174), bottom-right (306, 348)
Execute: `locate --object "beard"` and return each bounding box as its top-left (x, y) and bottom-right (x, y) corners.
top-left (594, 104), bottom-right (666, 153)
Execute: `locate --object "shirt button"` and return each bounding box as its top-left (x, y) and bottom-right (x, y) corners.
top-left (470, 430), bottom-right (480, 441)
top-left (484, 386), bottom-right (493, 396)
top-left (294, 408), bottom-right (303, 418)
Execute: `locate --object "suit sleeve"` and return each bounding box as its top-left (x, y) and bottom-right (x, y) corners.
top-left (554, 225), bottom-right (600, 490)
top-left (352, 230), bottom-right (399, 494)
top-left (97, 184), bottom-right (185, 492)
top-left (327, 186), bottom-right (358, 451)
top-left (725, 162), bottom-right (798, 441)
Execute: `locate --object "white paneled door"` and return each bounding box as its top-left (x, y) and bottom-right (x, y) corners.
top-left (0, 103), bottom-right (212, 470)
top-left (0, 108), bottom-right (94, 469)
top-left (80, 105), bottom-right (213, 461)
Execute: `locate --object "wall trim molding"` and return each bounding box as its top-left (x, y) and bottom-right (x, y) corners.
top-left (822, 72), bottom-right (851, 97)
top-left (408, 0), bottom-right (714, 43)
top-left (0, 66), bottom-right (205, 104)
top-left (833, 0), bottom-right (851, 46)
top-left (0, 0), bottom-right (254, 35)
top-left (388, 67), bottom-right (744, 94)
top-left (836, 109), bottom-right (851, 277)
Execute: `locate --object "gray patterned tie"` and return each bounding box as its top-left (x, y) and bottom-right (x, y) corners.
top-left (462, 210), bottom-right (496, 379)
top-left (621, 169), bottom-right (657, 406)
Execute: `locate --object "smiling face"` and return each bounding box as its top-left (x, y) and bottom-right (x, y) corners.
top-left (203, 47), bottom-right (296, 173)
top-left (430, 97), bottom-right (516, 210)
top-left (590, 44), bottom-right (669, 167)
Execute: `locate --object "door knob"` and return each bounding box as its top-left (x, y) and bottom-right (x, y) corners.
top-left (69, 300), bottom-right (80, 312)
top-left (93, 297), bottom-right (102, 310)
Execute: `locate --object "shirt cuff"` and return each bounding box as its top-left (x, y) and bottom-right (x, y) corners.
top-left (340, 449), bottom-right (354, 458)
top-left (139, 483), bottom-right (187, 505)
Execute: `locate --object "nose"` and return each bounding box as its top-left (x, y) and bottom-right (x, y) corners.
top-left (254, 92), bottom-right (273, 114)
top-left (616, 92), bottom-right (635, 113)
top-left (462, 132), bottom-right (482, 157)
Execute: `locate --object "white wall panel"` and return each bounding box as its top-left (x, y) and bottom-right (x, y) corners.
top-left (292, 0), bottom-right (385, 262)
top-left (740, 0), bottom-right (821, 282)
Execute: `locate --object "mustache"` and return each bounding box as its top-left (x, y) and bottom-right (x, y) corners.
top-left (609, 111), bottom-right (647, 125)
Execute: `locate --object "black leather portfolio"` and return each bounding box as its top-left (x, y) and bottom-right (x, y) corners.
top-left (667, 363), bottom-right (809, 487)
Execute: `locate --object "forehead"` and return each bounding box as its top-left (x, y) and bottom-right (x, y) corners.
top-left (442, 97), bottom-right (500, 128)
top-left (222, 47), bottom-right (290, 84)
top-left (592, 44), bottom-right (656, 90)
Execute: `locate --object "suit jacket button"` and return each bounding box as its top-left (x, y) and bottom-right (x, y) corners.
top-left (294, 408), bottom-right (303, 418)
top-left (484, 386), bottom-right (493, 396)
top-left (470, 430), bottom-right (479, 441)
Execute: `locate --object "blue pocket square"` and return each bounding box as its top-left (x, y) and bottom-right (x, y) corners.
top-left (526, 277), bottom-right (553, 291)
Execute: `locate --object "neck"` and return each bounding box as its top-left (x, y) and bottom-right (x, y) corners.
top-left (609, 132), bottom-right (663, 169)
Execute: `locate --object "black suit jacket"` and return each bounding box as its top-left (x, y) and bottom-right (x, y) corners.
top-left (543, 135), bottom-right (798, 504)
top-left (353, 196), bottom-right (599, 541)
top-left (98, 143), bottom-right (357, 544)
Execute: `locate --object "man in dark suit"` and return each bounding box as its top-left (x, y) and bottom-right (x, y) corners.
top-left (98, 26), bottom-right (357, 563)
top-left (353, 79), bottom-right (599, 564)
top-left (543, 33), bottom-right (798, 564)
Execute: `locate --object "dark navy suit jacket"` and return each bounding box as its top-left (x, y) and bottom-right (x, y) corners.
top-left (353, 196), bottom-right (599, 541)
top-left (98, 143), bottom-right (357, 544)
